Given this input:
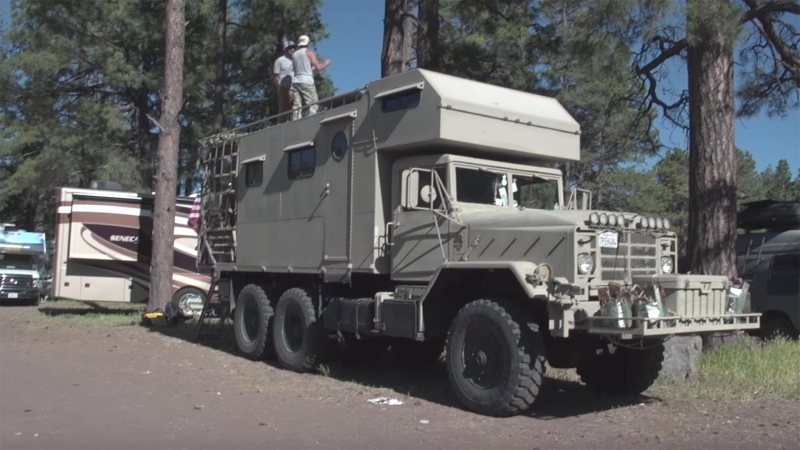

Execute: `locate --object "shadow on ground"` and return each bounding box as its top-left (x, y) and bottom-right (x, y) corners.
top-left (37, 301), bottom-right (144, 316)
top-left (148, 319), bottom-right (658, 418)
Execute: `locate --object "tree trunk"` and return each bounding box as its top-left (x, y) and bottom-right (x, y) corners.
top-left (148, 0), bottom-right (186, 312)
top-left (417, 0), bottom-right (439, 70)
top-left (383, 0), bottom-right (418, 76)
top-left (687, 6), bottom-right (738, 279)
top-left (212, 0), bottom-right (227, 131)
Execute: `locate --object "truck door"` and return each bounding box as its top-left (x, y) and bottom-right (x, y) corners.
top-left (321, 117), bottom-right (355, 280)
top-left (391, 167), bottom-right (451, 282)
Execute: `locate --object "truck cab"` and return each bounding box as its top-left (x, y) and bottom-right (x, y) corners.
top-left (0, 227), bottom-right (47, 305)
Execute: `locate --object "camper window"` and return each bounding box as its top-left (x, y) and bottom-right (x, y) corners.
top-left (382, 90), bottom-right (421, 112)
top-left (288, 146), bottom-right (316, 179)
top-left (331, 131), bottom-right (349, 160)
top-left (244, 161), bottom-right (263, 187)
top-left (767, 253), bottom-right (800, 296)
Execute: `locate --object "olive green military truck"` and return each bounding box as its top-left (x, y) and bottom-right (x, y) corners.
top-left (196, 69), bottom-right (759, 416)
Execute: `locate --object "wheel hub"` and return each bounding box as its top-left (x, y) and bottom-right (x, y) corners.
top-left (475, 350), bottom-right (488, 365)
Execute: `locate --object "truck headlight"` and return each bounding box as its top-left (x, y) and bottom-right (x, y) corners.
top-left (660, 256), bottom-right (674, 274)
top-left (663, 218), bottom-right (671, 229)
top-left (589, 213), bottom-right (599, 225)
top-left (599, 214), bottom-right (608, 226)
top-left (578, 253), bottom-right (594, 274)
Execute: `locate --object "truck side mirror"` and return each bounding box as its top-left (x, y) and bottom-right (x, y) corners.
top-left (401, 169), bottom-right (420, 209)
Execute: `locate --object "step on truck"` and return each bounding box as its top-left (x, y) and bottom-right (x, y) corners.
top-left (197, 69), bottom-right (759, 416)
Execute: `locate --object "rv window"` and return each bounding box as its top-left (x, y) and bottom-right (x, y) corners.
top-left (331, 131), bottom-right (349, 160)
top-left (767, 253), bottom-right (800, 296)
top-left (244, 161), bottom-right (263, 187)
top-left (382, 90), bottom-right (421, 112)
top-left (288, 146), bottom-right (316, 179)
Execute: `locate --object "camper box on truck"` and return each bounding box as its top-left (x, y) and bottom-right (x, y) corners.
top-left (0, 226), bottom-right (47, 305)
top-left (53, 187), bottom-right (211, 311)
top-left (197, 69), bottom-right (759, 416)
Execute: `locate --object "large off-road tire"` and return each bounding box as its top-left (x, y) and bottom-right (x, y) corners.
top-left (391, 338), bottom-right (444, 368)
top-left (761, 314), bottom-right (799, 340)
top-left (446, 299), bottom-right (546, 417)
top-left (273, 287), bottom-right (324, 372)
top-left (577, 341), bottom-right (664, 395)
top-left (233, 284), bottom-right (274, 360)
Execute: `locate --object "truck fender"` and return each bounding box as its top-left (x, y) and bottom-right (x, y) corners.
top-left (421, 261), bottom-right (550, 302)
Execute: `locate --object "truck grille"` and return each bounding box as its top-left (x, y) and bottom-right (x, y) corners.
top-left (600, 231), bottom-right (658, 281)
top-left (0, 274), bottom-right (34, 288)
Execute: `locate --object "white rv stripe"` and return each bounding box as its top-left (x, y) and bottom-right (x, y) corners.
top-left (70, 205), bottom-right (191, 226)
top-left (57, 206), bottom-right (72, 214)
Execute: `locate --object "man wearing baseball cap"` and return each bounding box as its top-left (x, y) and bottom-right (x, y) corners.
top-left (291, 34), bottom-right (331, 119)
top-left (273, 40), bottom-right (297, 118)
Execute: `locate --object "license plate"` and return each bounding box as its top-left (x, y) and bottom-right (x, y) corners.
top-left (599, 231), bottom-right (618, 249)
top-left (8, 293), bottom-right (18, 299)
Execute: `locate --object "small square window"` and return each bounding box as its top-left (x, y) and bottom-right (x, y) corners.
top-left (244, 161), bottom-right (263, 187)
top-left (288, 146), bottom-right (316, 179)
top-left (382, 90), bottom-right (421, 112)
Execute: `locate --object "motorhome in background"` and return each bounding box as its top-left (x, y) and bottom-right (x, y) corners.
top-left (0, 224), bottom-right (47, 305)
top-left (53, 187), bottom-right (211, 310)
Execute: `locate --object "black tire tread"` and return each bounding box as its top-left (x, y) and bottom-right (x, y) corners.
top-left (447, 299), bottom-right (545, 417)
top-left (274, 287), bottom-right (322, 372)
top-left (576, 342), bottom-right (664, 395)
top-left (233, 284), bottom-right (274, 360)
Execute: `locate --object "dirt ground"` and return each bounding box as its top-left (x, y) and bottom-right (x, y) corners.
top-left (1, 303), bottom-right (797, 450)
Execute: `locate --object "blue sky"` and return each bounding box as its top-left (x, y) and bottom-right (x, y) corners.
top-left (317, 0), bottom-right (798, 173)
top-left (2, 0), bottom-right (797, 173)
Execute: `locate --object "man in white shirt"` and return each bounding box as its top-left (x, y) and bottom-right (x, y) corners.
top-left (292, 34), bottom-right (331, 119)
top-left (273, 40), bottom-right (296, 118)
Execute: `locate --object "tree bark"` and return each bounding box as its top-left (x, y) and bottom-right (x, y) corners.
top-left (212, 0), bottom-right (227, 131)
top-left (687, 5), bottom-right (738, 279)
top-left (382, 0), bottom-right (418, 76)
top-left (148, 0), bottom-right (186, 312)
top-left (417, 0), bottom-right (439, 70)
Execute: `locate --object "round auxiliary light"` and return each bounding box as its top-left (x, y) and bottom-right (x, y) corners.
top-left (578, 253), bottom-right (594, 274)
top-left (599, 214), bottom-right (608, 226)
top-left (648, 217), bottom-right (656, 229)
top-left (589, 212), bottom-right (599, 225)
top-left (638, 217), bottom-right (648, 228)
top-left (660, 256), bottom-right (674, 274)
top-left (663, 218), bottom-right (671, 230)
top-left (536, 263), bottom-right (553, 281)
top-left (656, 218), bottom-right (663, 229)
top-left (616, 215), bottom-right (625, 227)
top-left (608, 214), bottom-right (617, 227)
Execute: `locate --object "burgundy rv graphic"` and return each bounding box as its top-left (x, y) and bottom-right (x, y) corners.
top-left (53, 187), bottom-right (210, 304)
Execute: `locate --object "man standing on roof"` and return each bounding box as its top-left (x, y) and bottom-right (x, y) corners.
top-left (273, 40), bottom-right (297, 118)
top-left (292, 34), bottom-right (331, 119)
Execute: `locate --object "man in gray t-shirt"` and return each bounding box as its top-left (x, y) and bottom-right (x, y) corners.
top-left (291, 34), bottom-right (331, 119)
top-left (273, 40), bottom-right (296, 117)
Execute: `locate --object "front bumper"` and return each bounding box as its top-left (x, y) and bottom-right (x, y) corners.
top-left (587, 313), bottom-right (761, 337)
top-left (0, 288), bottom-right (41, 301)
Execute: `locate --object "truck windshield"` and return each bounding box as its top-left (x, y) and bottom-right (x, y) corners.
top-left (455, 167), bottom-right (507, 205)
top-left (0, 253), bottom-right (37, 270)
top-left (511, 175), bottom-right (560, 210)
top-left (454, 167), bottom-right (560, 209)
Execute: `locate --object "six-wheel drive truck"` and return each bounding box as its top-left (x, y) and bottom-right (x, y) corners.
top-left (196, 69), bottom-right (759, 416)
top-left (0, 224), bottom-right (48, 305)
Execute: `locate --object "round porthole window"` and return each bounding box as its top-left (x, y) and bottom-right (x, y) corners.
top-left (331, 131), bottom-right (349, 160)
